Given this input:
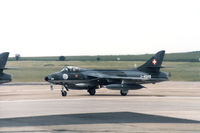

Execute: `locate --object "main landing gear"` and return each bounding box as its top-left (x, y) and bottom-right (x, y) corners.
top-left (120, 90), bottom-right (128, 96)
top-left (88, 88), bottom-right (96, 95)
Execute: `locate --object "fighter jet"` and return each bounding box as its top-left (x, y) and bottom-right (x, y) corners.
top-left (0, 52), bottom-right (12, 84)
top-left (45, 50), bottom-right (168, 96)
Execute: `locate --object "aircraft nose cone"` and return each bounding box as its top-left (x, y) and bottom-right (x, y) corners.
top-left (44, 76), bottom-right (49, 81)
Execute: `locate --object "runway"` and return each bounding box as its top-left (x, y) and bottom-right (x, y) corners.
top-left (0, 81), bottom-right (200, 132)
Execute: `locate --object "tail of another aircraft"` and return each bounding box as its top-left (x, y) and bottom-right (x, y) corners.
top-left (0, 52), bottom-right (9, 72)
top-left (137, 50), bottom-right (165, 73)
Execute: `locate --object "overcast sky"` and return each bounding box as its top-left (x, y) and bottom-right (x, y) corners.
top-left (0, 0), bottom-right (200, 57)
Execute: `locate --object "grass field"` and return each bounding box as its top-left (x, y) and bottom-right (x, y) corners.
top-left (5, 61), bottom-right (200, 82)
top-left (9, 51), bottom-right (200, 62)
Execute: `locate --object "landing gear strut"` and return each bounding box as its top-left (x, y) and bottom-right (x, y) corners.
top-left (120, 90), bottom-right (128, 96)
top-left (61, 85), bottom-right (67, 96)
top-left (50, 83), bottom-right (54, 90)
top-left (88, 88), bottom-right (96, 95)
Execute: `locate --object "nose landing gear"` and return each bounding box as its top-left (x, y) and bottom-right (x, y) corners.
top-left (50, 84), bottom-right (54, 90)
top-left (61, 85), bottom-right (67, 96)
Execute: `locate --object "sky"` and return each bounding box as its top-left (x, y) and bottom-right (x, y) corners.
top-left (0, 0), bottom-right (200, 57)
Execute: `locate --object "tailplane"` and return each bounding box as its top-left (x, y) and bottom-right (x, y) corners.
top-left (137, 50), bottom-right (165, 73)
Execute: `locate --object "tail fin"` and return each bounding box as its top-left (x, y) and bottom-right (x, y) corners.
top-left (0, 52), bottom-right (9, 71)
top-left (137, 50), bottom-right (165, 73)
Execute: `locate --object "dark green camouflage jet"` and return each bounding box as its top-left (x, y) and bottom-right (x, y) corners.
top-left (0, 52), bottom-right (12, 84)
top-left (45, 51), bottom-right (168, 96)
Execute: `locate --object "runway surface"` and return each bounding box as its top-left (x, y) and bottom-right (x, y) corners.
top-left (0, 81), bottom-right (200, 132)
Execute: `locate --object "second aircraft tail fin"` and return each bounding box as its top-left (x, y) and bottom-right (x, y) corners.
top-left (0, 52), bottom-right (9, 71)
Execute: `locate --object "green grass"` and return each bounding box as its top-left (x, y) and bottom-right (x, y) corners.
top-left (9, 51), bottom-right (200, 62)
top-left (5, 61), bottom-right (200, 82)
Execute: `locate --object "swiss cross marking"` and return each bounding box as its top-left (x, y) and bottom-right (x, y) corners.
top-left (152, 59), bottom-right (157, 65)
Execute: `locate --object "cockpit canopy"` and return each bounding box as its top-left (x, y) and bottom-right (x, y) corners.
top-left (61, 66), bottom-right (81, 72)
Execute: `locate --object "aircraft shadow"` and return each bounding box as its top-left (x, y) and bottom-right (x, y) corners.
top-left (81, 94), bottom-right (166, 97)
top-left (0, 112), bottom-right (199, 127)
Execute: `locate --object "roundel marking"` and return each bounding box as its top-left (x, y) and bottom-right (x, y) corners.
top-left (152, 59), bottom-right (157, 65)
top-left (63, 74), bottom-right (68, 80)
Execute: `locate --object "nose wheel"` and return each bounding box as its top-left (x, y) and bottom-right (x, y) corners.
top-left (61, 90), bottom-right (67, 96)
top-left (61, 85), bottom-right (67, 96)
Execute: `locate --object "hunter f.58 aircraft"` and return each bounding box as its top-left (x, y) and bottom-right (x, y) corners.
top-left (0, 52), bottom-right (12, 84)
top-left (45, 50), bottom-right (169, 96)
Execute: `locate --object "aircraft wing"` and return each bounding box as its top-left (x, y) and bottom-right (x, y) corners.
top-left (84, 72), bottom-right (151, 81)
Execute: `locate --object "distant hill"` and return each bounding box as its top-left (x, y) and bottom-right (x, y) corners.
top-left (165, 51), bottom-right (200, 62)
top-left (8, 51), bottom-right (200, 62)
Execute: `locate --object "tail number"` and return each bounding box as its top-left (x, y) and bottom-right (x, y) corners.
top-left (140, 75), bottom-right (151, 79)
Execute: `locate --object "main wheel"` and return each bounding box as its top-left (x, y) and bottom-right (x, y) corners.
top-left (120, 90), bottom-right (127, 96)
top-left (61, 90), bottom-right (67, 96)
top-left (88, 89), bottom-right (96, 95)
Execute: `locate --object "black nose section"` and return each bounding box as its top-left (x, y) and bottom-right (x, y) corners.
top-left (44, 76), bottom-right (49, 81)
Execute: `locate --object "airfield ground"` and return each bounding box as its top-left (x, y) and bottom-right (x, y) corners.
top-left (0, 81), bottom-right (200, 133)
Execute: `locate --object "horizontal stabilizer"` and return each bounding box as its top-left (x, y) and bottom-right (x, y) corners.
top-left (1, 67), bottom-right (18, 70)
